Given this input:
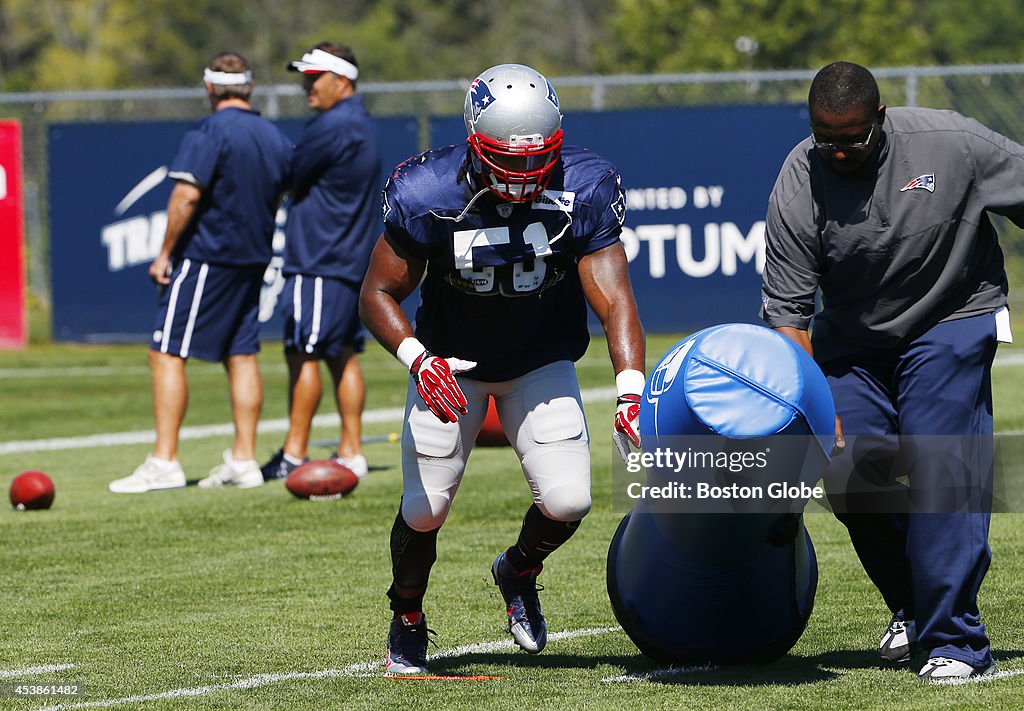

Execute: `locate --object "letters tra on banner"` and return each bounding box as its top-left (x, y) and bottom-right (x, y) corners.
top-left (48, 117), bottom-right (419, 342)
top-left (0, 120), bottom-right (26, 349)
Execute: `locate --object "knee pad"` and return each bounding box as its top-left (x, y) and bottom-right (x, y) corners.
top-left (537, 482), bottom-right (592, 522)
top-left (522, 440), bottom-right (592, 522)
top-left (401, 492), bottom-right (452, 532)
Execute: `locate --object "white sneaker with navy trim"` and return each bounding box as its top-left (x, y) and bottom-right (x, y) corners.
top-left (919, 656), bottom-right (995, 681)
top-left (385, 612), bottom-right (433, 675)
top-left (879, 614), bottom-right (916, 663)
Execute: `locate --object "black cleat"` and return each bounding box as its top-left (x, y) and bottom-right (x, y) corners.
top-left (491, 552), bottom-right (547, 654)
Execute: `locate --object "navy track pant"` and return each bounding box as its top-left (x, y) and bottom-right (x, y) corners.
top-left (821, 312), bottom-right (998, 670)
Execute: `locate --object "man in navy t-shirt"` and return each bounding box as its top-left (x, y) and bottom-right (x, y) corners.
top-left (359, 64), bottom-right (646, 674)
top-left (109, 52), bottom-right (292, 494)
top-left (260, 42), bottom-right (380, 482)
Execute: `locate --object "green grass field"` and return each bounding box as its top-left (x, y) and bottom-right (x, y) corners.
top-left (2, 335), bottom-right (1024, 710)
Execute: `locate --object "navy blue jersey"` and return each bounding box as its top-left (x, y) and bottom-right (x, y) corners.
top-left (284, 95), bottom-right (382, 284)
top-left (383, 144), bottom-right (626, 382)
top-left (168, 107), bottom-right (292, 267)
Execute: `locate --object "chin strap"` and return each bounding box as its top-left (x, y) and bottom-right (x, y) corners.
top-left (429, 186), bottom-right (491, 223)
top-left (428, 181), bottom-right (572, 245)
top-left (548, 212), bottom-right (572, 246)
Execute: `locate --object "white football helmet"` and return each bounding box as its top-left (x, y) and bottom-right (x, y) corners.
top-left (464, 64), bottom-right (564, 202)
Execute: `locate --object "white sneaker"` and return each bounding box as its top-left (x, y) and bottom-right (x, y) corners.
top-left (198, 450), bottom-right (264, 489)
top-left (919, 656), bottom-right (996, 681)
top-left (879, 614), bottom-right (916, 663)
top-left (335, 453), bottom-right (368, 478)
top-left (109, 456), bottom-right (186, 493)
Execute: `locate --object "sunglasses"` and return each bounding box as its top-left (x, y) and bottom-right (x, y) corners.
top-left (301, 71), bottom-right (328, 85)
top-left (811, 121), bottom-right (877, 153)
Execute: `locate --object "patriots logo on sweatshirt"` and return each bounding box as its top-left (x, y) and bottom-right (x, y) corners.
top-left (899, 174), bottom-right (935, 193)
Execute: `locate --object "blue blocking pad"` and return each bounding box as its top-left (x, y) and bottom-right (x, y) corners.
top-left (608, 324), bottom-right (835, 665)
top-left (642, 323), bottom-right (834, 452)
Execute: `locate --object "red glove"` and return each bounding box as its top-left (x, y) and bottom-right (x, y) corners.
top-left (613, 393), bottom-right (641, 464)
top-left (410, 351), bottom-right (476, 423)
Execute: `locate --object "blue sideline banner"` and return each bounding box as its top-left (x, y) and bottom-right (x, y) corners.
top-left (432, 104), bottom-right (809, 332)
top-left (49, 116), bottom-right (420, 342)
top-left (50, 105), bottom-right (808, 342)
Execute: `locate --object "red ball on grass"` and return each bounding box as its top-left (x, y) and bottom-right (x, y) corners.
top-left (10, 470), bottom-right (55, 510)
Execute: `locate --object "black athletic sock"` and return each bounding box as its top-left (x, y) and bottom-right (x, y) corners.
top-left (387, 506), bottom-right (438, 614)
top-left (387, 584), bottom-right (425, 616)
top-left (506, 504), bottom-right (581, 572)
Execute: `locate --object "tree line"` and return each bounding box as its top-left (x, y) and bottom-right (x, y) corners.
top-left (2, 0), bottom-right (1023, 92)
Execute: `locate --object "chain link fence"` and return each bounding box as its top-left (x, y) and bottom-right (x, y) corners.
top-left (3, 64), bottom-right (1024, 335)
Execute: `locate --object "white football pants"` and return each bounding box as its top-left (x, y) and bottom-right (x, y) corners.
top-left (400, 360), bottom-right (592, 531)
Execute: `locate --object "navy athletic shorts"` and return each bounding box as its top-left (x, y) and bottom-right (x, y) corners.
top-left (282, 274), bottom-right (365, 357)
top-left (150, 259), bottom-right (264, 361)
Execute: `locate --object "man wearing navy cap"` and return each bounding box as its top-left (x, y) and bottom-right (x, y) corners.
top-left (260, 43), bottom-right (380, 482)
top-left (110, 52), bottom-right (292, 493)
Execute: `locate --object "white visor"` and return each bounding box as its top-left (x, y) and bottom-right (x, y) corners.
top-left (203, 68), bottom-right (252, 86)
top-left (287, 49), bottom-right (358, 80)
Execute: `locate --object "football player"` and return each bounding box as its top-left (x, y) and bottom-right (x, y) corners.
top-left (359, 63), bottom-right (645, 674)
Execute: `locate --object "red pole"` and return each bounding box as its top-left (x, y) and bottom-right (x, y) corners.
top-left (0, 120), bottom-right (26, 349)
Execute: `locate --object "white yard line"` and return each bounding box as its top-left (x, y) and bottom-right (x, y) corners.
top-left (7, 384), bottom-right (1024, 453)
top-left (0, 664), bottom-right (76, 679)
top-left (0, 408), bottom-right (404, 456)
top-left (0, 364), bottom-right (288, 379)
top-left (4, 350), bottom-right (1022, 380)
top-left (0, 366), bottom-right (146, 379)
top-left (602, 664), bottom-right (716, 683)
top-left (994, 351), bottom-right (1024, 367)
top-left (0, 388), bottom-right (617, 456)
top-left (37, 627), bottom-right (619, 710)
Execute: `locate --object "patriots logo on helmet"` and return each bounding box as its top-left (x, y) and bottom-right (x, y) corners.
top-left (899, 173), bottom-right (935, 193)
top-left (545, 80), bottom-right (559, 109)
top-left (469, 77), bottom-right (497, 122)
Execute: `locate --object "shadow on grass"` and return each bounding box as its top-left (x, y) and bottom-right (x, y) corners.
top-left (425, 647), bottom-right (1024, 686)
top-left (994, 649), bottom-right (1024, 664)
top-left (423, 650), bottom-right (856, 685)
top-left (427, 652), bottom-right (645, 674)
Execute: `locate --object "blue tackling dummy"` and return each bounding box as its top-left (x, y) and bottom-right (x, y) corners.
top-left (607, 323), bottom-right (835, 665)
